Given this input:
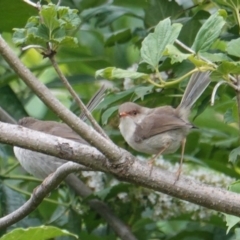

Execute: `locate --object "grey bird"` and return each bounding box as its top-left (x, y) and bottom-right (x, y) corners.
top-left (14, 85), bottom-right (106, 179)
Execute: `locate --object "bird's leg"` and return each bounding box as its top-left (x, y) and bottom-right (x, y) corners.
top-left (148, 142), bottom-right (171, 176)
top-left (174, 138), bottom-right (186, 184)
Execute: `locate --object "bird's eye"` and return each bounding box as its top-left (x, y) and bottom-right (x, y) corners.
top-left (132, 110), bottom-right (137, 115)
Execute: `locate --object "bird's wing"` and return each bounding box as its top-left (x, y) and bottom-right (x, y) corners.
top-left (134, 113), bottom-right (191, 142)
top-left (48, 124), bottom-right (88, 144)
top-left (23, 119), bottom-right (87, 144)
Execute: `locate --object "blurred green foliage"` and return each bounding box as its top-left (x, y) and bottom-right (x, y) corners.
top-left (1, 0), bottom-right (240, 239)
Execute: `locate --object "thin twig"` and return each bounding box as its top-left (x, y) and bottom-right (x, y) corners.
top-left (49, 56), bottom-right (109, 139)
top-left (211, 81), bottom-right (227, 106)
top-left (0, 106), bottom-right (17, 124)
top-left (175, 39), bottom-right (237, 84)
top-left (23, 0), bottom-right (38, 8)
top-left (22, 45), bottom-right (47, 51)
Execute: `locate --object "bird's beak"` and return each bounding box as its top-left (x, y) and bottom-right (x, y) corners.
top-left (119, 112), bottom-right (127, 118)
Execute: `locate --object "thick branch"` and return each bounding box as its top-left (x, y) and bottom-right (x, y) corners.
top-left (0, 35), bottom-right (122, 163)
top-left (1, 122), bottom-right (240, 218)
top-left (0, 161), bottom-right (137, 240)
top-left (0, 162), bottom-right (81, 229)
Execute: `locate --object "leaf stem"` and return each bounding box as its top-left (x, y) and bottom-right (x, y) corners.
top-left (4, 182), bottom-right (69, 206)
top-left (1, 163), bottom-right (20, 176)
top-left (175, 39), bottom-right (237, 84)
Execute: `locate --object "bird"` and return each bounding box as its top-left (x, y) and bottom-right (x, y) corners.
top-left (14, 85), bottom-right (106, 179)
top-left (118, 71), bottom-right (211, 181)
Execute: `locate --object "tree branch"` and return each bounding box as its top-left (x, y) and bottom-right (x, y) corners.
top-left (0, 122), bottom-right (240, 218)
top-left (49, 55), bottom-right (108, 139)
top-left (0, 106), bottom-right (17, 124)
top-left (0, 35), bottom-right (122, 164)
top-left (0, 160), bottom-right (137, 240)
top-left (0, 162), bottom-right (81, 229)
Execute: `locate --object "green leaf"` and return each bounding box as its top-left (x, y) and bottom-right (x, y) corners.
top-left (193, 96), bottom-right (210, 121)
top-left (233, 228), bottom-right (240, 239)
top-left (101, 106), bottom-right (118, 125)
top-left (217, 61), bottom-right (240, 74)
top-left (31, 24), bottom-right (50, 41)
top-left (188, 55), bottom-right (210, 68)
top-left (224, 108), bottom-right (235, 124)
top-left (229, 146), bottom-right (240, 164)
top-left (226, 38), bottom-right (240, 57)
top-left (229, 180), bottom-right (240, 193)
top-left (12, 3), bottom-right (80, 49)
top-left (96, 67), bottom-right (148, 81)
top-left (40, 5), bottom-right (59, 33)
top-left (191, 11), bottom-right (226, 52)
top-left (144, 0), bottom-right (183, 27)
top-left (165, 45), bottom-right (191, 64)
top-left (97, 88), bottom-right (136, 109)
top-left (141, 18), bottom-right (182, 68)
top-left (0, 86), bottom-right (27, 119)
top-left (0, 0), bottom-right (38, 32)
top-left (93, 183), bottom-right (131, 201)
top-left (199, 52), bottom-right (231, 62)
top-left (58, 8), bottom-right (81, 30)
top-left (105, 28), bottom-right (132, 47)
top-left (134, 86), bottom-right (154, 100)
top-left (213, 0), bottom-right (240, 9)
top-left (224, 181), bottom-right (240, 233)
top-left (0, 226), bottom-right (78, 240)
top-left (12, 29), bottom-right (27, 45)
top-left (51, 36), bottom-right (79, 48)
top-left (80, 5), bottom-right (141, 28)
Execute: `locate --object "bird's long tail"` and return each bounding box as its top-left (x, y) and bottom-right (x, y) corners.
top-left (79, 84), bottom-right (107, 121)
top-left (177, 71), bottom-right (211, 118)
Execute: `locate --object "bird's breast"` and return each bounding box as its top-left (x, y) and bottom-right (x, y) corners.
top-left (119, 117), bottom-right (137, 144)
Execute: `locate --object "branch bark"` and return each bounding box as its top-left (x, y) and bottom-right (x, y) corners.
top-left (0, 122), bottom-right (240, 218)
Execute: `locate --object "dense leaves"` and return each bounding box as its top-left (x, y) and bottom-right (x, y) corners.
top-left (1, 0), bottom-right (240, 239)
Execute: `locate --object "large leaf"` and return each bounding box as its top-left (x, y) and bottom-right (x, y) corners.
top-left (217, 61), bottom-right (240, 74)
top-left (140, 18), bottom-right (182, 68)
top-left (0, 0), bottom-right (37, 32)
top-left (191, 10), bottom-right (226, 52)
top-left (165, 45), bottom-right (191, 64)
top-left (144, 0), bottom-right (183, 27)
top-left (80, 4), bottom-right (141, 27)
top-left (226, 38), bottom-right (240, 57)
top-left (0, 85), bottom-right (27, 120)
top-left (229, 147), bottom-right (240, 164)
top-left (0, 226), bottom-right (78, 240)
top-left (104, 28), bottom-right (132, 47)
